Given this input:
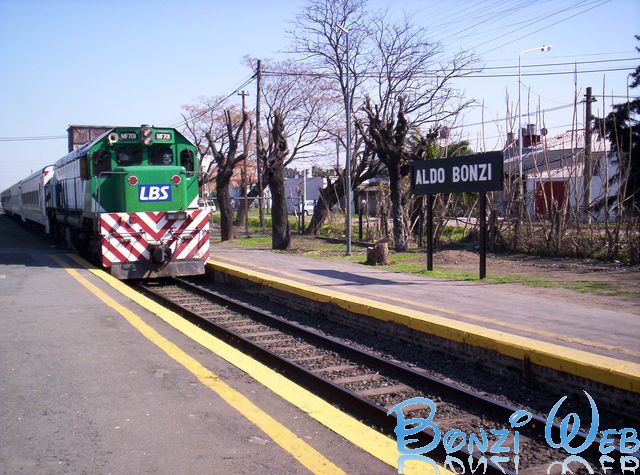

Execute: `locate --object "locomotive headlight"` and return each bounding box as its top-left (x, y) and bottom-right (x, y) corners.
top-left (166, 211), bottom-right (187, 220)
top-left (171, 175), bottom-right (181, 185)
top-left (128, 175), bottom-right (139, 186)
top-left (141, 125), bottom-right (153, 145)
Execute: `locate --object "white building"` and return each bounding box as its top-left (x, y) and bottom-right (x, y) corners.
top-left (502, 125), bottom-right (620, 221)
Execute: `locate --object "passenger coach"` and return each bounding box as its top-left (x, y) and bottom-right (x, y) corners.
top-left (1, 166), bottom-right (54, 233)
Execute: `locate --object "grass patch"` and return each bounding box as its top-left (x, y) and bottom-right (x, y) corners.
top-left (214, 235), bottom-right (272, 249)
top-left (210, 234), bottom-right (631, 297)
top-left (387, 261), bottom-right (479, 281)
top-left (561, 280), bottom-right (622, 296)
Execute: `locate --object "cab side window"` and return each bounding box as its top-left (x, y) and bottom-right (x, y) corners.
top-left (92, 150), bottom-right (112, 176)
top-left (180, 149), bottom-right (195, 176)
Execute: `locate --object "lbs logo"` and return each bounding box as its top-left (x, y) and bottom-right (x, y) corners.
top-left (138, 184), bottom-right (172, 202)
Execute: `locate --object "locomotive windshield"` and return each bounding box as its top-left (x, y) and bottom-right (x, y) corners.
top-left (116, 146), bottom-right (142, 166)
top-left (148, 145), bottom-right (173, 166)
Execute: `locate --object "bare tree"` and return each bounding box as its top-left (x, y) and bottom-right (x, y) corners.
top-left (235, 57), bottom-right (338, 229)
top-left (288, 0), bottom-right (368, 107)
top-left (290, 1), bottom-right (476, 246)
top-left (306, 133), bottom-right (383, 235)
top-left (256, 59), bottom-right (335, 248)
top-left (181, 96), bottom-right (228, 190)
top-left (264, 110), bottom-right (290, 249)
top-left (357, 13), bottom-right (477, 251)
top-left (204, 109), bottom-right (252, 241)
top-left (289, 0), bottom-right (384, 235)
top-left (181, 97), bottom-right (253, 241)
top-left (260, 59), bottom-right (337, 164)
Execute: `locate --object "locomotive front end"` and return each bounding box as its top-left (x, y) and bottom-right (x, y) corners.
top-left (94, 125), bottom-right (209, 279)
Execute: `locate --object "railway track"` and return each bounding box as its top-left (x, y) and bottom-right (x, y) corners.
top-left (136, 277), bottom-right (625, 475)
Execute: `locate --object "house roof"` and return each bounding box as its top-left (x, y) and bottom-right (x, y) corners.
top-left (503, 146), bottom-right (607, 175)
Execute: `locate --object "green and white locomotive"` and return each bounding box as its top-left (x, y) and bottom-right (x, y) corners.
top-left (2, 125), bottom-right (209, 279)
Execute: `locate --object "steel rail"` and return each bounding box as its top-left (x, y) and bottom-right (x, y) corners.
top-left (136, 278), bottom-right (622, 474)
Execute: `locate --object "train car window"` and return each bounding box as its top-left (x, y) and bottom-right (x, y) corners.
top-left (55, 183), bottom-right (63, 209)
top-left (180, 149), bottom-right (195, 176)
top-left (149, 146), bottom-right (173, 166)
top-left (116, 147), bottom-right (142, 166)
top-left (92, 150), bottom-right (112, 176)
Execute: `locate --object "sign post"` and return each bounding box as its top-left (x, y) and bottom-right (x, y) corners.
top-left (479, 191), bottom-right (487, 279)
top-left (411, 152), bottom-right (503, 279)
top-left (426, 194), bottom-right (434, 271)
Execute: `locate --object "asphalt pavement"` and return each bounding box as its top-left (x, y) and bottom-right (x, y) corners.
top-left (0, 212), bottom-right (394, 475)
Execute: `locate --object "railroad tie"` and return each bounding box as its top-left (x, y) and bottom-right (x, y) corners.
top-left (314, 364), bottom-right (359, 374)
top-left (333, 373), bottom-right (379, 385)
top-left (289, 355), bottom-right (326, 363)
top-left (356, 384), bottom-right (410, 397)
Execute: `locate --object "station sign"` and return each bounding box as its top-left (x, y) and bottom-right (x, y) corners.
top-left (411, 151), bottom-right (504, 194)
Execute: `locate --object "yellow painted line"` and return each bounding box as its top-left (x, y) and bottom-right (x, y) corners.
top-left (207, 258), bottom-right (640, 394)
top-left (58, 254), bottom-right (449, 475)
top-left (212, 254), bottom-right (640, 358)
top-left (362, 293), bottom-right (640, 358)
top-left (51, 255), bottom-right (344, 475)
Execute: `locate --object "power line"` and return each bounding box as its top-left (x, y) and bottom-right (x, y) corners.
top-left (435, 0), bottom-right (529, 41)
top-left (450, 103), bottom-right (577, 130)
top-left (272, 57), bottom-right (637, 74)
top-left (262, 66), bottom-right (635, 79)
top-left (460, 121), bottom-right (605, 146)
top-left (463, 0), bottom-right (593, 44)
top-left (477, 0), bottom-right (610, 56)
top-left (423, 0), bottom-right (604, 56)
top-left (478, 57), bottom-right (637, 70)
top-left (261, 57), bottom-right (636, 77)
top-left (484, 50), bottom-right (637, 62)
top-left (455, 66), bottom-right (635, 78)
top-left (421, 0), bottom-right (531, 41)
top-left (0, 135), bottom-right (66, 142)
top-left (1, 75), bottom-right (260, 143)
top-left (169, 74), bottom-right (256, 129)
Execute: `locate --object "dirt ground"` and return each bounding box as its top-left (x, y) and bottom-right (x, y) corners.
top-left (409, 249), bottom-right (640, 315)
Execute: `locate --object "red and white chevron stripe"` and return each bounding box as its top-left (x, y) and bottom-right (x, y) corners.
top-left (99, 210), bottom-right (209, 268)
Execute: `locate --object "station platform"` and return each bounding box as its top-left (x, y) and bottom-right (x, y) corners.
top-left (2, 206), bottom-right (637, 473)
top-left (0, 214), bottom-right (401, 475)
top-left (208, 247), bottom-right (640, 394)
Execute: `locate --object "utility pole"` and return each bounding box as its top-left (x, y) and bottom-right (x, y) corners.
top-left (256, 60), bottom-right (264, 228)
top-left (338, 25), bottom-right (352, 256)
top-left (582, 86), bottom-right (596, 224)
top-left (238, 90), bottom-right (250, 235)
top-left (517, 45), bottom-right (551, 247)
top-left (335, 138), bottom-right (341, 175)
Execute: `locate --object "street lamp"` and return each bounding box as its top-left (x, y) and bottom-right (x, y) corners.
top-left (337, 23), bottom-right (352, 255)
top-left (518, 45), bottom-right (551, 204)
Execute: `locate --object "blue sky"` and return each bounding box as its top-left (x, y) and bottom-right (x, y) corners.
top-left (1, 0), bottom-right (638, 191)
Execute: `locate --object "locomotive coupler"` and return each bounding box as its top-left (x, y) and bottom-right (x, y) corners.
top-left (151, 244), bottom-right (172, 263)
